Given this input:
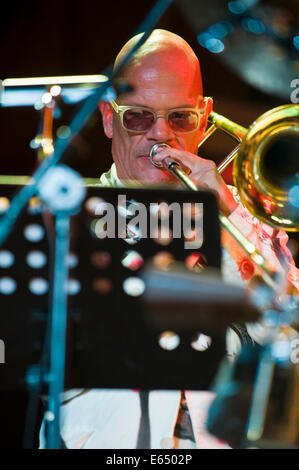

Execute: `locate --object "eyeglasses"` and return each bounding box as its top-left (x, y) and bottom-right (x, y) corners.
top-left (110, 99), bottom-right (207, 134)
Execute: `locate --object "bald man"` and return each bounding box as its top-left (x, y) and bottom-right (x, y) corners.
top-left (39, 30), bottom-right (299, 450)
top-left (98, 28), bottom-right (298, 291)
top-left (99, 29), bottom-right (237, 216)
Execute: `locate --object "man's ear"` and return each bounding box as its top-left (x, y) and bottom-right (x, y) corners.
top-left (204, 96), bottom-right (213, 116)
top-left (99, 100), bottom-right (113, 138)
top-left (199, 96), bottom-right (213, 132)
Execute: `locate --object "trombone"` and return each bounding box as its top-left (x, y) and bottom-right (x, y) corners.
top-left (150, 103), bottom-right (299, 291)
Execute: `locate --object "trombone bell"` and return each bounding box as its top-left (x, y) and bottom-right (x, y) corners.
top-left (233, 104), bottom-right (299, 232)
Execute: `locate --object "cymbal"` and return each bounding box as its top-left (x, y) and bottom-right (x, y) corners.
top-left (179, 0), bottom-right (299, 100)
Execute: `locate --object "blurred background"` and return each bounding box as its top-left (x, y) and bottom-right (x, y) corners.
top-left (0, 0), bottom-right (298, 447)
top-left (1, 0), bottom-right (298, 257)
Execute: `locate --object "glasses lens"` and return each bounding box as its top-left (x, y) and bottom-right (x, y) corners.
top-left (168, 110), bottom-right (199, 133)
top-left (123, 108), bottom-right (154, 131)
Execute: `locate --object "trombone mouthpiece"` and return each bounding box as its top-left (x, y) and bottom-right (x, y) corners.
top-left (150, 143), bottom-right (170, 168)
top-left (149, 143), bottom-right (191, 175)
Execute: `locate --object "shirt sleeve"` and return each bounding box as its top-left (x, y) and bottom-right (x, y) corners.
top-left (224, 186), bottom-right (299, 293)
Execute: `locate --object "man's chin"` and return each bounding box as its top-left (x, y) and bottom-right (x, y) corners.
top-left (118, 158), bottom-right (178, 187)
top-left (135, 167), bottom-right (175, 186)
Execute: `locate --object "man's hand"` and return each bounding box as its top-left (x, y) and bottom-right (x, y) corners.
top-left (152, 147), bottom-right (238, 216)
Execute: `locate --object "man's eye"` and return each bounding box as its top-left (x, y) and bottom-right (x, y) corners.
top-left (126, 110), bottom-right (152, 119)
top-left (170, 112), bottom-right (189, 120)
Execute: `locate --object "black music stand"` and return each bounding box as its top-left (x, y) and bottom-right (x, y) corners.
top-left (66, 186), bottom-right (226, 391)
top-left (0, 184), bottom-right (230, 388)
top-left (0, 183), bottom-right (239, 447)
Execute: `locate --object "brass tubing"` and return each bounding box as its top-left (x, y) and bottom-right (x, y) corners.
top-left (217, 145), bottom-right (240, 174)
top-left (150, 144), bottom-right (278, 290)
top-left (208, 111), bottom-right (247, 141)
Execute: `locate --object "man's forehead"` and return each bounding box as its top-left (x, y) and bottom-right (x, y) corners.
top-left (120, 52), bottom-right (201, 101)
top-left (118, 84), bottom-right (199, 110)
top-left (125, 48), bottom-right (197, 77)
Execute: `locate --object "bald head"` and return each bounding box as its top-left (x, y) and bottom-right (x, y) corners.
top-left (114, 29), bottom-right (203, 97)
top-left (100, 29), bottom-right (209, 184)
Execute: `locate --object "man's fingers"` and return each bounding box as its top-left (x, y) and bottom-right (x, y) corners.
top-left (152, 150), bottom-right (192, 175)
top-left (152, 149), bottom-right (196, 168)
top-left (152, 148), bottom-right (208, 168)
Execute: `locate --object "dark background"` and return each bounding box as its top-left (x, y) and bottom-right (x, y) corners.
top-left (0, 0), bottom-right (291, 178)
top-left (0, 0), bottom-right (298, 448)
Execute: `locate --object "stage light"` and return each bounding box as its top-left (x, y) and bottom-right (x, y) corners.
top-left (228, 1), bottom-right (246, 15)
top-left (241, 18), bottom-right (266, 35)
top-left (206, 38), bottom-right (225, 54)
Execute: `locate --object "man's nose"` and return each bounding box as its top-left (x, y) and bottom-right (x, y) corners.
top-left (147, 116), bottom-right (174, 141)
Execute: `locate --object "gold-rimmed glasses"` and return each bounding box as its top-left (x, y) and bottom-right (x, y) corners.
top-left (110, 98), bottom-right (207, 134)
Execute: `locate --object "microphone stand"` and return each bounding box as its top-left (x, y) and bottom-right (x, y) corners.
top-left (0, 0), bottom-right (173, 449)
